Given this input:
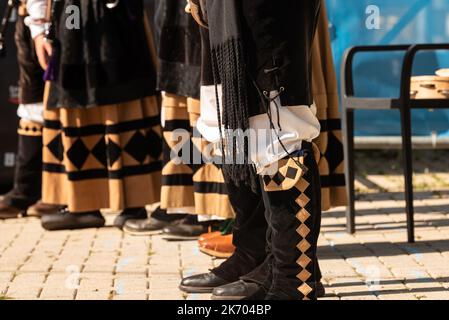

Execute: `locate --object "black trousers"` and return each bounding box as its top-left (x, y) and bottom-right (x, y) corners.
top-left (2, 14), bottom-right (44, 209)
top-left (211, 179), bottom-right (268, 282)
top-left (15, 15), bottom-right (45, 104)
top-left (3, 131), bottom-right (42, 209)
top-left (213, 142), bottom-right (322, 299)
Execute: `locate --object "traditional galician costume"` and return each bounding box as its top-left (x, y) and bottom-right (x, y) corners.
top-left (124, 0), bottom-right (235, 244)
top-left (0, 0), bottom-right (62, 219)
top-left (26, 0), bottom-right (163, 230)
top-left (181, 0), bottom-right (346, 300)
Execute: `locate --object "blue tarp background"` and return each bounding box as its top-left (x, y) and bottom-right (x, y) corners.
top-left (326, 0), bottom-right (449, 137)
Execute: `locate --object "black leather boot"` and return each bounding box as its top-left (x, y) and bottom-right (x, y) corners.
top-left (261, 147), bottom-right (322, 300)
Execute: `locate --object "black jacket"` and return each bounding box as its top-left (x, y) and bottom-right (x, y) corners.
top-left (155, 0), bottom-right (201, 99)
top-left (242, 0), bottom-right (321, 112)
top-left (198, 0), bottom-right (321, 190)
top-left (201, 0), bottom-right (321, 115)
top-left (47, 0), bottom-right (157, 109)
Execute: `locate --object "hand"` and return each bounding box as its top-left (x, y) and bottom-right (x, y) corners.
top-left (34, 33), bottom-right (53, 70)
top-left (189, 0), bottom-right (208, 28)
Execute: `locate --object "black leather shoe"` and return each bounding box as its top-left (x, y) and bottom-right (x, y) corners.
top-left (0, 195), bottom-right (28, 219)
top-left (41, 209), bottom-right (105, 231)
top-left (113, 207), bottom-right (147, 229)
top-left (163, 224), bottom-right (209, 240)
top-left (179, 272), bottom-right (230, 293)
top-left (27, 201), bottom-right (65, 217)
top-left (124, 217), bottom-right (173, 236)
top-left (212, 280), bottom-right (261, 300)
top-left (0, 203), bottom-right (25, 219)
top-left (163, 216), bottom-right (212, 240)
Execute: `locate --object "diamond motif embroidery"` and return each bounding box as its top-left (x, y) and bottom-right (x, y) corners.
top-left (325, 132), bottom-right (344, 173)
top-left (107, 139), bottom-right (122, 167)
top-left (295, 193), bottom-right (310, 207)
top-left (47, 133), bottom-right (64, 162)
top-left (272, 172), bottom-right (285, 185)
top-left (285, 166), bottom-right (298, 179)
top-left (298, 283), bottom-right (313, 297)
top-left (91, 137), bottom-right (107, 167)
top-left (297, 269), bottom-right (312, 282)
top-left (187, 140), bottom-right (206, 174)
top-left (263, 175), bottom-right (273, 185)
top-left (296, 224), bottom-right (311, 238)
top-left (297, 254), bottom-right (312, 268)
top-left (296, 208), bottom-right (311, 223)
top-left (297, 179), bottom-right (310, 193)
top-left (294, 170), bottom-right (314, 300)
top-left (66, 138), bottom-right (90, 170)
top-left (297, 239), bottom-right (311, 253)
top-left (147, 129), bottom-right (162, 159)
top-left (125, 131), bottom-right (148, 163)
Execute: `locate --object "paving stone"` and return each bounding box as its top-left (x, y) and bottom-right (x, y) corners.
top-left (75, 290), bottom-right (112, 300)
top-left (112, 293), bottom-right (148, 300)
top-left (1, 166), bottom-right (449, 300)
top-left (378, 292), bottom-right (418, 300)
top-left (6, 286), bottom-right (41, 299)
top-left (39, 287), bottom-right (75, 300)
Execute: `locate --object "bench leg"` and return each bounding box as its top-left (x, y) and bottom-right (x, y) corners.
top-left (342, 108), bottom-right (355, 234)
top-left (400, 106), bottom-right (415, 243)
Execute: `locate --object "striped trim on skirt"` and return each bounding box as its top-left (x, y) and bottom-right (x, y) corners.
top-left (161, 93), bottom-right (234, 219)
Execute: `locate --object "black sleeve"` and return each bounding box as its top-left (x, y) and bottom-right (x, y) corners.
top-left (241, 0), bottom-right (285, 63)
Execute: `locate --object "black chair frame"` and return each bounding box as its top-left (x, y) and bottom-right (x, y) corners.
top-left (341, 43), bottom-right (449, 243)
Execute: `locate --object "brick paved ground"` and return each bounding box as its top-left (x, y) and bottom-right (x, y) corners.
top-left (1, 150), bottom-right (449, 300)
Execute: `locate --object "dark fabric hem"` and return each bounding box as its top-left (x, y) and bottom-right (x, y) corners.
top-left (20, 88), bottom-right (45, 105)
top-left (157, 60), bottom-right (201, 99)
top-left (46, 78), bottom-right (158, 110)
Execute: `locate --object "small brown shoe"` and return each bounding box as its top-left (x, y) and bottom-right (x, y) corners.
top-left (27, 201), bottom-right (65, 217)
top-left (199, 234), bottom-right (235, 258)
top-left (0, 202), bottom-right (25, 219)
top-left (198, 231), bottom-right (221, 247)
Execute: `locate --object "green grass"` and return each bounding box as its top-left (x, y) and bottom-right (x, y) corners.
top-left (0, 295), bottom-right (13, 300)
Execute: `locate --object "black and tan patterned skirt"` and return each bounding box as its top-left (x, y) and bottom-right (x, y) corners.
top-left (42, 96), bottom-right (163, 213)
top-left (311, 1), bottom-right (347, 211)
top-left (161, 93), bottom-right (234, 219)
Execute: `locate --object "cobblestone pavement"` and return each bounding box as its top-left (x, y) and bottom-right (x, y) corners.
top-left (1, 150), bottom-right (449, 300)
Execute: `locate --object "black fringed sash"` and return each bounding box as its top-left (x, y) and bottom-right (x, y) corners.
top-left (206, 0), bottom-right (259, 191)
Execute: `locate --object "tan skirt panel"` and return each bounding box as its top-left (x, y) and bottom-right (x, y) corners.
top-left (160, 94), bottom-right (234, 219)
top-left (42, 96), bottom-right (162, 212)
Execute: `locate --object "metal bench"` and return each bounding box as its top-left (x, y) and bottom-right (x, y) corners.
top-left (341, 43), bottom-right (449, 243)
